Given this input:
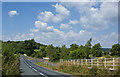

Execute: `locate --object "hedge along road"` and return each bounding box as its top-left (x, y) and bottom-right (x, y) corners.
top-left (20, 55), bottom-right (73, 77)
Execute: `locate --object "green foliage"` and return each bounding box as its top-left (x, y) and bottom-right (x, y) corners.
top-left (60, 45), bottom-right (69, 59)
top-left (56, 64), bottom-right (111, 75)
top-left (105, 55), bottom-right (111, 58)
top-left (50, 51), bottom-right (60, 62)
top-left (89, 66), bottom-right (111, 75)
top-left (35, 46), bottom-right (46, 58)
top-left (84, 38), bottom-right (92, 58)
top-left (45, 44), bottom-right (55, 57)
top-left (69, 48), bottom-right (87, 59)
top-left (85, 38), bottom-right (92, 48)
top-left (91, 43), bottom-right (102, 57)
top-left (69, 44), bottom-right (79, 51)
top-left (110, 43), bottom-right (120, 56)
top-left (2, 43), bottom-right (20, 75)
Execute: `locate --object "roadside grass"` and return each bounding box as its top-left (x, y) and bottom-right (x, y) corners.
top-left (29, 55), bottom-right (120, 76)
top-left (25, 55), bottom-right (43, 61)
top-left (35, 62), bottom-right (54, 70)
top-left (25, 56), bottom-right (34, 60)
top-left (35, 61), bottom-right (119, 76)
top-left (2, 54), bottom-right (20, 75)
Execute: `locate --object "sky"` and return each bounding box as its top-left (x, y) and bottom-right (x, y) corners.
top-left (2, 2), bottom-right (118, 48)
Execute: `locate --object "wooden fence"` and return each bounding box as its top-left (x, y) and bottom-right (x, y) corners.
top-left (60, 58), bottom-right (120, 70)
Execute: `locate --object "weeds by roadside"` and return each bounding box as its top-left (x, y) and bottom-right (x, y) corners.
top-left (35, 61), bottom-right (119, 76)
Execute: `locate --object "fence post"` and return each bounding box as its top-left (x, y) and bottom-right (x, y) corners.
top-left (60, 59), bottom-right (61, 63)
top-left (91, 59), bottom-right (92, 67)
top-left (97, 59), bottom-right (99, 66)
top-left (77, 59), bottom-right (78, 65)
top-left (68, 59), bottom-right (69, 65)
top-left (68, 59), bottom-right (69, 62)
top-left (71, 59), bottom-right (72, 64)
top-left (86, 59), bottom-right (87, 65)
top-left (81, 59), bottom-right (83, 65)
top-left (104, 58), bottom-right (106, 68)
top-left (113, 58), bottom-right (114, 70)
top-left (74, 59), bottom-right (75, 65)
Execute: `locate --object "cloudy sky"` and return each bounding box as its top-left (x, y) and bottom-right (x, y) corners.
top-left (2, 2), bottom-right (118, 48)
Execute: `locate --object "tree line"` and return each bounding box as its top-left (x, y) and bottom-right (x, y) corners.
top-left (2, 38), bottom-right (120, 63)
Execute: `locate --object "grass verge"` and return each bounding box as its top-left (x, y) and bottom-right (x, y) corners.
top-left (35, 62), bottom-right (120, 76)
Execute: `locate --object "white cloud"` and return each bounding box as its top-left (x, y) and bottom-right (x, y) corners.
top-left (29, 33), bottom-right (34, 36)
top-left (39, 11), bottom-right (54, 22)
top-left (4, 2), bottom-right (118, 48)
top-left (93, 32), bottom-right (118, 48)
top-left (53, 3), bottom-right (70, 16)
top-left (30, 29), bottom-right (39, 33)
top-left (90, 7), bottom-right (97, 11)
top-left (38, 3), bottom-right (70, 22)
top-left (64, 30), bottom-right (91, 40)
top-left (60, 23), bottom-right (72, 30)
top-left (62, 2), bottom-right (118, 30)
top-left (8, 10), bottom-right (19, 17)
top-left (69, 20), bottom-right (78, 24)
top-left (14, 33), bottom-right (27, 40)
top-left (35, 21), bottom-right (47, 29)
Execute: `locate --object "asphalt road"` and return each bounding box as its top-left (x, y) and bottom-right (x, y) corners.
top-left (20, 55), bottom-right (73, 77)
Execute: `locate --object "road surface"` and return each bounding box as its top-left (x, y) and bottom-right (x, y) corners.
top-left (20, 55), bottom-right (73, 77)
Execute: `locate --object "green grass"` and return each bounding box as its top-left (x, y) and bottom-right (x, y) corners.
top-left (2, 54), bottom-right (20, 75)
top-left (35, 61), bottom-right (119, 76)
top-left (35, 62), bottom-right (55, 70)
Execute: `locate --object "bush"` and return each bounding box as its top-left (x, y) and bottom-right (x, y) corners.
top-left (2, 43), bottom-right (20, 75)
top-left (105, 55), bottom-right (111, 58)
top-left (69, 48), bottom-right (87, 59)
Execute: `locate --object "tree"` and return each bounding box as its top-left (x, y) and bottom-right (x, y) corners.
top-left (50, 51), bottom-right (60, 62)
top-left (45, 44), bottom-right (55, 57)
top-left (69, 48), bottom-right (87, 59)
top-left (84, 38), bottom-right (92, 58)
top-left (85, 38), bottom-right (92, 48)
top-left (2, 43), bottom-right (20, 75)
top-left (69, 44), bottom-right (79, 51)
top-left (60, 45), bottom-right (69, 59)
top-left (110, 44), bottom-right (120, 56)
top-left (39, 46), bottom-right (46, 57)
top-left (91, 43), bottom-right (102, 57)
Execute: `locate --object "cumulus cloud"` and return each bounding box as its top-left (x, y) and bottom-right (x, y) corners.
top-left (69, 20), bottom-right (78, 24)
top-left (35, 21), bottom-right (47, 30)
top-left (14, 33), bottom-right (27, 40)
top-left (62, 2), bottom-right (118, 30)
top-left (93, 32), bottom-right (118, 48)
top-left (38, 3), bottom-right (70, 22)
top-left (8, 10), bottom-right (19, 17)
top-left (30, 29), bottom-right (39, 33)
top-left (4, 2), bottom-right (118, 48)
top-left (60, 23), bottom-right (72, 30)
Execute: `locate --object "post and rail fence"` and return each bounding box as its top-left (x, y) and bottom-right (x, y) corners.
top-left (60, 58), bottom-right (120, 70)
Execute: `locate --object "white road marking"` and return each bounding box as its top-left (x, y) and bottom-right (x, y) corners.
top-left (32, 68), bottom-right (37, 72)
top-left (22, 57), bottom-right (47, 77)
top-left (39, 72), bottom-right (47, 77)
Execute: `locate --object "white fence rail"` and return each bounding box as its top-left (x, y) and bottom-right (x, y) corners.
top-left (60, 58), bottom-right (120, 70)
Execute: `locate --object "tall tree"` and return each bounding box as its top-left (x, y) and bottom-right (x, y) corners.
top-left (110, 44), bottom-right (120, 56)
top-left (91, 43), bottom-right (102, 57)
top-left (69, 44), bottom-right (79, 51)
top-left (69, 47), bottom-right (87, 59)
top-left (84, 38), bottom-right (92, 58)
top-left (45, 44), bottom-right (55, 57)
top-left (60, 45), bottom-right (69, 59)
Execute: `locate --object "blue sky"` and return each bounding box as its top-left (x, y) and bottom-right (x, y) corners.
top-left (2, 2), bottom-right (118, 48)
